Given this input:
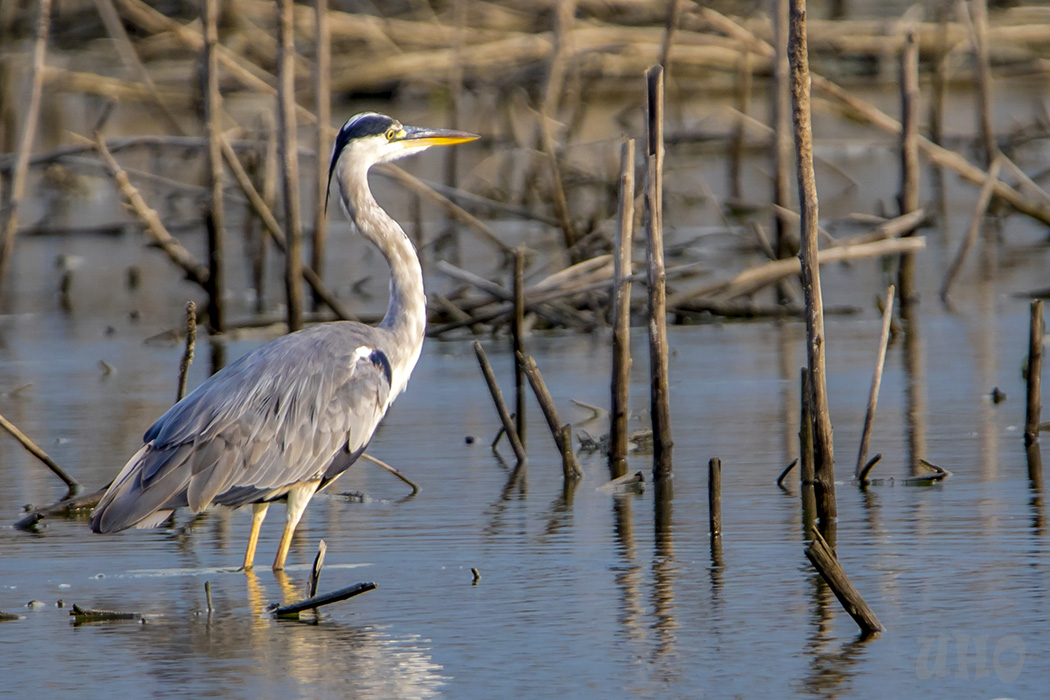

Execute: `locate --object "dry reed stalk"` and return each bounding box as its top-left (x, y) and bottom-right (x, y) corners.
top-left (728, 49), bottom-right (751, 202)
top-left (609, 137), bottom-right (636, 477)
top-left (964, 0), bottom-right (996, 168)
top-left (1026, 300), bottom-right (1044, 446)
top-left (277, 0), bottom-right (304, 332)
top-left (310, 0), bottom-right (330, 312)
top-left (708, 457), bottom-right (722, 537)
top-left (939, 155), bottom-right (1002, 304)
top-left (897, 29), bottom-right (920, 309)
top-left (474, 341), bottom-right (527, 466)
top-left (698, 7), bottom-right (1050, 228)
top-left (512, 249), bottom-right (527, 444)
top-left (217, 135), bottom-right (352, 320)
top-left (202, 0), bottom-right (225, 334)
top-left (0, 0), bottom-right (50, 280)
top-left (94, 133), bottom-right (210, 287)
top-left (645, 65), bottom-right (673, 481)
top-left (772, 0), bottom-right (793, 291)
top-left (540, 0), bottom-right (579, 259)
top-left (517, 352), bottom-right (581, 478)
top-left (177, 300), bottom-right (197, 402)
top-left (799, 369), bottom-right (816, 535)
top-left (854, 285), bottom-right (895, 479)
top-left (804, 528), bottom-right (884, 636)
top-left (0, 410), bottom-right (80, 498)
top-left (92, 0), bottom-right (184, 135)
top-left (359, 453), bottom-right (421, 494)
top-left (789, 0), bottom-right (835, 523)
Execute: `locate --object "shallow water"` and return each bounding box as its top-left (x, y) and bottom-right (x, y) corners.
top-left (2, 76), bottom-right (1050, 699)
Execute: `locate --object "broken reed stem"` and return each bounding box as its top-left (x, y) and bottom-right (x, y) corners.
top-left (218, 134), bottom-right (352, 320)
top-left (204, 580), bottom-right (213, 615)
top-left (560, 424), bottom-right (577, 482)
top-left (517, 351), bottom-right (581, 479)
top-left (359, 452), bottom-right (421, 494)
top-left (855, 285), bottom-right (895, 479)
top-left (799, 367), bottom-right (816, 533)
top-left (202, 0), bottom-right (225, 334)
top-left (788, 0), bottom-right (835, 523)
top-left (474, 341), bottom-right (527, 466)
top-left (1026, 299), bottom-right (1044, 446)
top-left (94, 133), bottom-right (210, 288)
top-left (771, 0), bottom-right (793, 269)
top-left (277, 0), bottom-right (304, 332)
top-left (858, 454), bottom-right (881, 483)
top-left (897, 29), bottom-right (919, 308)
top-left (939, 156), bottom-right (1002, 303)
top-left (645, 65), bottom-right (673, 481)
top-left (708, 457), bottom-right (722, 537)
top-left (609, 137), bottom-right (636, 476)
top-left (177, 300), bottom-right (197, 402)
top-left (776, 458), bottom-right (798, 488)
top-left (310, 0), bottom-right (330, 312)
top-left (0, 411), bottom-right (80, 497)
top-left (0, 0), bottom-right (50, 281)
top-left (728, 49), bottom-right (751, 201)
top-left (805, 528), bottom-right (884, 636)
top-left (967, 0), bottom-right (996, 168)
top-left (309, 539), bottom-right (327, 598)
top-left (512, 249), bottom-right (526, 444)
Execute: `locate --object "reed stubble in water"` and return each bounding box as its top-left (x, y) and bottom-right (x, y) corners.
top-left (896, 30), bottom-right (919, 309)
top-left (804, 529), bottom-right (883, 637)
top-left (708, 457), bottom-right (722, 537)
top-left (1026, 300), bottom-right (1044, 446)
top-left (512, 249), bottom-right (526, 444)
top-left (517, 352), bottom-right (580, 479)
top-left (609, 137), bottom-right (635, 478)
top-left (474, 340), bottom-right (527, 466)
top-left (788, 0), bottom-right (835, 523)
top-left (276, 0), bottom-right (303, 332)
top-left (644, 65), bottom-right (673, 481)
top-left (855, 286), bottom-right (895, 479)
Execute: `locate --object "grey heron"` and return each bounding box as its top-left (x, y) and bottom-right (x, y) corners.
top-left (90, 112), bottom-right (478, 571)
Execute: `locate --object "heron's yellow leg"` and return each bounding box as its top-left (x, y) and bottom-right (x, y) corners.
top-left (242, 502), bottom-right (269, 571)
top-left (273, 481), bottom-right (320, 571)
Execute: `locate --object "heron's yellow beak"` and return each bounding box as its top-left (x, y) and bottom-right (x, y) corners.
top-left (397, 125), bottom-right (480, 147)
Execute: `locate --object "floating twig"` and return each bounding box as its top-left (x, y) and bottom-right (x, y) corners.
top-left (70, 604), bottom-right (140, 623)
top-left (271, 582), bottom-right (376, 619)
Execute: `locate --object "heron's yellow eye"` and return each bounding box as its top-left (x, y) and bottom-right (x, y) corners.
top-left (385, 127), bottom-right (398, 140)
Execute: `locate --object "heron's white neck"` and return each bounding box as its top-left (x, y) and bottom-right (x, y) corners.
top-left (337, 162), bottom-right (426, 394)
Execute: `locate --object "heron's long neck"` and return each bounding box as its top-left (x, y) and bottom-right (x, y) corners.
top-left (341, 167), bottom-right (426, 388)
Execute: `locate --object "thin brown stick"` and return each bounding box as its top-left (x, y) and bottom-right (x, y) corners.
top-left (359, 452), bottom-right (421, 494)
top-left (277, 0), bottom-right (304, 332)
top-left (857, 454), bottom-right (881, 484)
top-left (474, 341), bottom-right (527, 466)
top-left (855, 286), bottom-right (895, 479)
top-left (95, 133), bottom-right (210, 288)
top-left (609, 137), bottom-right (635, 476)
top-left (308, 539), bottom-right (327, 598)
top-left (0, 410), bottom-right (80, 497)
top-left (517, 351), bottom-right (581, 478)
top-left (789, 1), bottom-right (835, 523)
top-left (512, 249), bottom-right (527, 444)
top-left (645, 65), bottom-right (673, 481)
top-left (771, 0), bottom-right (793, 275)
top-left (272, 582), bottom-right (375, 618)
top-left (218, 134), bottom-right (353, 320)
top-left (729, 49), bottom-right (751, 202)
top-left (91, 0), bottom-right (184, 135)
top-left (1026, 300), bottom-right (1044, 446)
top-left (897, 29), bottom-right (920, 308)
top-left (939, 156), bottom-right (1002, 303)
top-left (805, 528), bottom-right (884, 636)
top-left (708, 457), bottom-right (722, 537)
top-left (799, 367), bottom-right (816, 534)
top-left (202, 0), bottom-right (225, 334)
top-left (310, 0), bottom-right (330, 312)
top-left (0, 0), bottom-right (51, 279)
top-left (177, 300), bottom-right (197, 402)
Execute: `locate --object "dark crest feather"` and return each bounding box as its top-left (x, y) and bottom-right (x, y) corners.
top-left (324, 113), bottom-right (397, 214)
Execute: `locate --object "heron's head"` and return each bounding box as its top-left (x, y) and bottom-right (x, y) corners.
top-left (326, 112), bottom-right (478, 213)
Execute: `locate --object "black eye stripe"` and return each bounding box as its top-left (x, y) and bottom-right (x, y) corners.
top-left (326, 113), bottom-right (398, 212)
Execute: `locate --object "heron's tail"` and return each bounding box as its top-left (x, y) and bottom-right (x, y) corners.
top-left (89, 443), bottom-right (193, 533)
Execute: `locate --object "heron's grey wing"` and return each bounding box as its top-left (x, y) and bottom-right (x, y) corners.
top-left (91, 324), bottom-right (393, 533)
